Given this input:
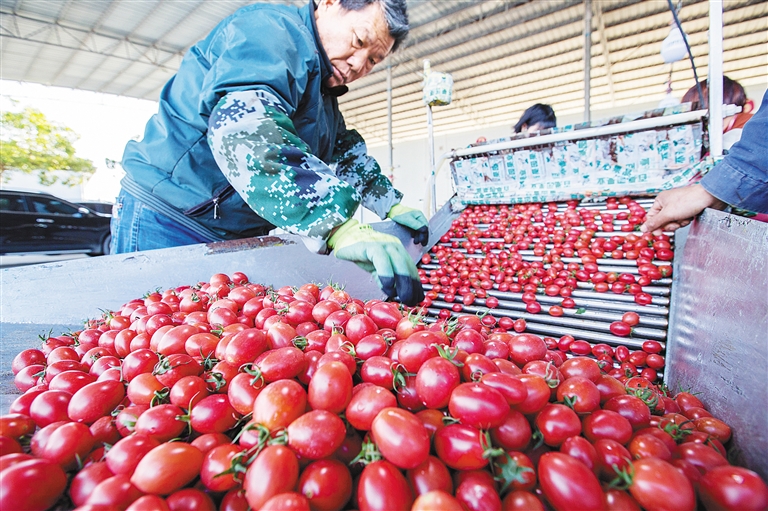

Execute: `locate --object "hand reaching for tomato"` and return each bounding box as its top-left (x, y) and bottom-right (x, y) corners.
top-left (641, 184), bottom-right (726, 235)
top-left (328, 219), bottom-right (424, 306)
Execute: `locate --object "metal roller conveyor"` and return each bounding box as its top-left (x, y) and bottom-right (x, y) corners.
top-left (418, 197), bottom-right (676, 366)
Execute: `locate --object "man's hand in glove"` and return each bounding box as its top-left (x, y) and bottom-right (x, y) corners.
top-left (328, 219), bottom-right (425, 306)
top-left (387, 203), bottom-right (429, 246)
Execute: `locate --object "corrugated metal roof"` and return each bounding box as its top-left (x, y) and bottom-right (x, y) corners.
top-left (1, 0), bottom-right (766, 144)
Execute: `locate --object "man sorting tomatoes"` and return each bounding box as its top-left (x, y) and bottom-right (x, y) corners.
top-left (111, 0), bottom-right (427, 305)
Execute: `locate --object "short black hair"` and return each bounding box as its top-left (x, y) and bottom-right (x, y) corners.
top-left (514, 103), bottom-right (557, 133)
top-left (340, 0), bottom-right (409, 52)
top-left (682, 76), bottom-right (747, 110)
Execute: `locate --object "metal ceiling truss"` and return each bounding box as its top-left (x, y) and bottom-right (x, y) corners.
top-left (1, 0), bottom-right (765, 145)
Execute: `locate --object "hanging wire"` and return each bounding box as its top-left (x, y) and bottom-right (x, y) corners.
top-left (666, 0), bottom-right (704, 106)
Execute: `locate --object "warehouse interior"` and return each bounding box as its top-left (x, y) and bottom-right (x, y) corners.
top-left (2, 0), bottom-right (766, 212)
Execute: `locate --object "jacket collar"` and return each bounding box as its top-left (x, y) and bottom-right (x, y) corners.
top-left (303, 1), bottom-right (348, 97)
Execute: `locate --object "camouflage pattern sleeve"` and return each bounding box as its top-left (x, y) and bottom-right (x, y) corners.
top-left (207, 90), bottom-right (361, 248)
top-left (330, 126), bottom-right (403, 220)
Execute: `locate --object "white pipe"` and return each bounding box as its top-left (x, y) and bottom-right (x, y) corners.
top-left (387, 59), bottom-right (393, 181)
top-left (708, 0), bottom-right (724, 157)
top-left (426, 104), bottom-right (436, 215)
top-left (584, 0), bottom-right (592, 123)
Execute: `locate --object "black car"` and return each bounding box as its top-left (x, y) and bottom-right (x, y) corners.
top-left (0, 190), bottom-right (112, 256)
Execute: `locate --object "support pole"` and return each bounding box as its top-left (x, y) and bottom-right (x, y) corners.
top-left (584, 0), bottom-right (592, 123)
top-left (708, 0), bottom-right (724, 158)
top-left (387, 59), bottom-right (394, 182)
top-left (427, 103), bottom-right (436, 215)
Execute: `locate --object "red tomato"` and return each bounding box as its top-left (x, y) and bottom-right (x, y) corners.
top-left (170, 375), bottom-right (211, 410)
top-left (69, 461), bottom-right (114, 507)
top-left (224, 328), bottom-right (269, 367)
top-left (433, 423), bottom-right (488, 471)
top-left (166, 488), bottom-right (217, 511)
top-left (628, 458), bottom-right (695, 511)
top-left (480, 372), bottom-right (527, 406)
top-left (130, 442), bottom-right (204, 495)
top-left (298, 459), bottom-right (353, 511)
top-left (559, 356), bottom-right (601, 382)
top-left (583, 409), bottom-right (634, 444)
top-left (406, 455), bottom-right (454, 496)
top-left (252, 379), bottom-right (307, 431)
top-left (30, 390), bottom-right (72, 427)
top-left (538, 452), bottom-right (605, 511)
top-left (190, 394), bottom-right (241, 434)
top-left (501, 490), bottom-right (545, 511)
top-left (412, 490), bottom-right (464, 511)
top-left (698, 465), bottom-right (768, 511)
top-left (507, 334), bottom-right (546, 366)
top-left (357, 460), bottom-right (414, 511)
top-left (556, 376), bottom-right (600, 413)
top-left (490, 409), bottom-right (532, 452)
top-left (0, 458), bottom-right (68, 511)
top-left (535, 404), bottom-right (582, 447)
top-left (287, 409), bottom-right (346, 460)
top-left (308, 361), bottom-right (353, 414)
top-left (200, 444), bottom-right (244, 493)
top-left (154, 353), bottom-right (203, 387)
top-left (494, 452), bottom-right (536, 492)
top-left (345, 384), bottom-right (398, 432)
top-left (127, 495), bottom-right (171, 511)
top-left (514, 374), bottom-right (550, 415)
top-left (628, 434), bottom-right (672, 462)
top-left (593, 438), bottom-right (633, 480)
top-left (448, 382), bottom-right (508, 430)
top-left (560, 435), bottom-right (599, 476)
top-left (415, 357), bottom-right (461, 410)
top-left (244, 445), bottom-right (299, 510)
top-left (36, 421), bottom-right (95, 471)
top-left (134, 404), bottom-right (187, 442)
top-left (455, 470), bottom-right (502, 511)
top-left (371, 407), bottom-right (431, 470)
top-left (85, 473), bottom-right (144, 509)
top-left (0, 413), bottom-right (37, 439)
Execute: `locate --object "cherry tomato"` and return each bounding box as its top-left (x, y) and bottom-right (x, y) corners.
top-left (434, 423), bottom-right (488, 470)
top-left (357, 459), bottom-right (414, 511)
top-left (346, 384), bottom-right (398, 432)
top-left (371, 407), bottom-right (431, 470)
top-left (627, 458), bottom-right (695, 511)
top-left (538, 452), bottom-right (605, 511)
top-left (0, 458), bottom-right (68, 511)
top-left (287, 409), bottom-right (346, 460)
top-left (699, 465), bottom-right (768, 511)
top-left (131, 442), bottom-right (204, 495)
top-left (252, 379), bottom-right (307, 432)
top-left (308, 361), bottom-right (353, 414)
top-left (448, 382), bottom-right (508, 430)
top-left (298, 459), bottom-right (353, 511)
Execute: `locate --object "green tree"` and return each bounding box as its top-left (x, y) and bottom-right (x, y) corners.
top-left (0, 105), bottom-right (95, 186)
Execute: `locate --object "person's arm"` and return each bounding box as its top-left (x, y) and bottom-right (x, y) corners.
top-left (642, 90), bottom-right (768, 234)
top-left (698, 89), bottom-right (768, 213)
top-left (330, 126), bottom-right (429, 245)
top-left (208, 90), bottom-right (359, 249)
top-left (330, 126), bottom-right (402, 220)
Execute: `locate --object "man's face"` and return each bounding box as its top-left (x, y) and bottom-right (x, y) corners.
top-left (315, 0), bottom-right (394, 88)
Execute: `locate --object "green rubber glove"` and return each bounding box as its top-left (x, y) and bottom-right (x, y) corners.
top-left (328, 219), bottom-right (425, 306)
top-left (387, 203), bottom-right (430, 246)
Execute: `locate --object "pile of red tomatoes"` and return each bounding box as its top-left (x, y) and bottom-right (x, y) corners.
top-left (419, 197), bottom-right (672, 310)
top-left (1, 268), bottom-right (766, 511)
